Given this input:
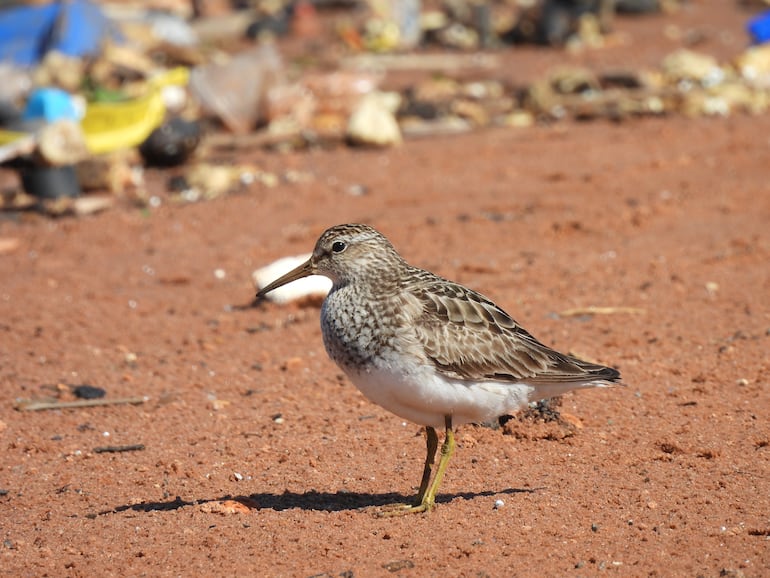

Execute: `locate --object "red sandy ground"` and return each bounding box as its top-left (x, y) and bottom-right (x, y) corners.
top-left (1, 2), bottom-right (769, 576)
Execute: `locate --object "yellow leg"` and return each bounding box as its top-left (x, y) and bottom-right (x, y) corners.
top-left (415, 426), bottom-right (439, 504)
top-left (420, 416), bottom-right (455, 511)
top-left (379, 416), bottom-right (454, 516)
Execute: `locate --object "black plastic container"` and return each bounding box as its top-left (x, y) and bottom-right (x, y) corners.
top-left (20, 164), bottom-right (81, 199)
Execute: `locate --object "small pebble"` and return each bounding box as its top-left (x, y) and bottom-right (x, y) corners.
top-left (73, 385), bottom-right (106, 399)
top-left (494, 499), bottom-right (505, 509)
top-left (214, 268), bottom-right (226, 280)
top-left (259, 172), bottom-right (279, 188)
top-left (346, 183), bottom-right (368, 196)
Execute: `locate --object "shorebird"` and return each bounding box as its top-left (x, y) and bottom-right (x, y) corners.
top-left (257, 224), bottom-right (621, 514)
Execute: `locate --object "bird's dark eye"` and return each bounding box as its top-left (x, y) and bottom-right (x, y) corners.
top-left (332, 241), bottom-right (346, 253)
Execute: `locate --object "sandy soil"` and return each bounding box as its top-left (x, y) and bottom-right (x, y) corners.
top-left (1, 2), bottom-right (769, 577)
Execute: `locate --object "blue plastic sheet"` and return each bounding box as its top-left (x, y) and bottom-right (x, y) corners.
top-left (748, 10), bottom-right (770, 44)
top-left (0, 0), bottom-right (118, 67)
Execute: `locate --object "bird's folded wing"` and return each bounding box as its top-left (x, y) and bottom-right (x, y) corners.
top-left (413, 281), bottom-right (618, 385)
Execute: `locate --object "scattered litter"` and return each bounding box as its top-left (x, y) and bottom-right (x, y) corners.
top-left (0, 3), bottom-right (767, 225)
top-left (177, 163), bottom-right (265, 201)
top-left (747, 10), bottom-right (770, 44)
top-left (189, 43), bottom-right (283, 134)
top-left (0, 0), bottom-right (118, 67)
top-left (138, 117), bottom-right (200, 167)
top-left (347, 91), bottom-right (402, 147)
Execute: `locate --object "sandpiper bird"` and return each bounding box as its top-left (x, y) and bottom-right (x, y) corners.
top-left (257, 224), bottom-right (621, 514)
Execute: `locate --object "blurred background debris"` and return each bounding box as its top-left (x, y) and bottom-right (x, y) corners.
top-left (0, 0), bottom-right (769, 216)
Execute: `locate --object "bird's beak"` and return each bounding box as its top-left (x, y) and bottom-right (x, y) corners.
top-left (255, 257), bottom-right (315, 300)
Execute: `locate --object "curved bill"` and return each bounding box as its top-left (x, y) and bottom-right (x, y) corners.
top-left (256, 257), bottom-right (315, 300)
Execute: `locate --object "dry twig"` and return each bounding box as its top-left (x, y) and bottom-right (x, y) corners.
top-left (559, 306), bottom-right (646, 317)
top-left (14, 396), bottom-right (148, 411)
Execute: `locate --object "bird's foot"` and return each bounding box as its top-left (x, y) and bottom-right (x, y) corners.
top-left (375, 500), bottom-right (434, 517)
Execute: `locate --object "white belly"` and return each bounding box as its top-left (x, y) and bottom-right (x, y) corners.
top-left (341, 352), bottom-right (534, 429)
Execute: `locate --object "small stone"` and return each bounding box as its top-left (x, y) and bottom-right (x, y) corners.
top-left (0, 238), bottom-right (20, 255)
top-left (662, 49), bottom-right (723, 85)
top-left (209, 399), bottom-right (230, 411)
top-left (559, 411), bottom-right (584, 429)
top-left (503, 111), bottom-right (535, 128)
top-left (72, 195), bottom-right (114, 216)
top-left (185, 163), bottom-right (238, 200)
top-left (382, 560), bottom-right (414, 572)
top-left (258, 172), bottom-right (279, 188)
top-left (73, 385), bottom-right (106, 399)
top-left (346, 183), bottom-right (368, 196)
top-left (200, 499), bottom-right (252, 515)
top-left (451, 99), bottom-right (489, 126)
top-left (493, 499), bottom-right (505, 509)
top-left (281, 357), bottom-right (304, 372)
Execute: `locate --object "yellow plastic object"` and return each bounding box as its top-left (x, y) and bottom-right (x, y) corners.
top-left (0, 128), bottom-right (29, 147)
top-left (80, 67), bottom-right (190, 154)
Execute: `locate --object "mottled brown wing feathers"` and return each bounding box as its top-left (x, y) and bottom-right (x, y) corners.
top-left (412, 277), bottom-right (619, 385)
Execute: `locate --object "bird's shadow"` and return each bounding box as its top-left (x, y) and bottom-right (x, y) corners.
top-left (102, 487), bottom-right (541, 517)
